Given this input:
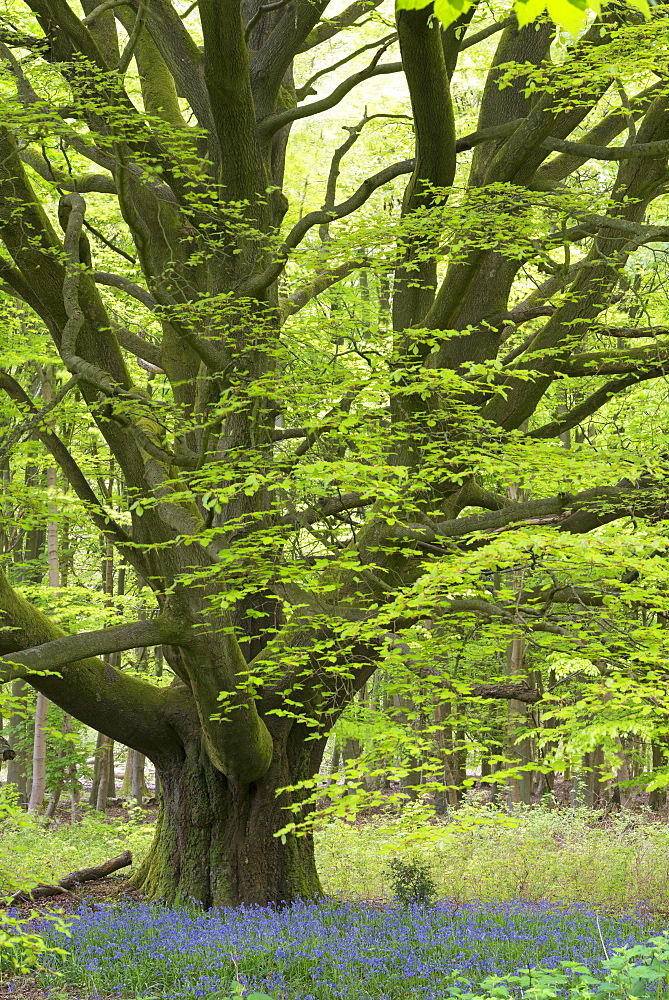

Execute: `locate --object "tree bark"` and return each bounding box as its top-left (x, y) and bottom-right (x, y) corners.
top-left (132, 734), bottom-right (323, 907)
top-left (6, 678), bottom-right (28, 803)
top-left (28, 691), bottom-right (48, 815)
top-left (132, 749), bottom-right (146, 805)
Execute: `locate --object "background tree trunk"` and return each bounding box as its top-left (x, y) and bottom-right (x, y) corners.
top-left (28, 691), bottom-right (48, 815)
top-left (6, 678), bottom-right (29, 804)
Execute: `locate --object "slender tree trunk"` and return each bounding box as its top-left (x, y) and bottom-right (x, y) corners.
top-left (6, 679), bottom-right (28, 803)
top-left (649, 743), bottom-right (666, 812)
top-left (120, 746), bottom-right (135, 798)
top-left (96, 734), bottom-right (111, 812)
top-left (132, 750), bottom-right (146, 805)
top-left (506, 637), bottom-right (532, 807)
top-left (29, 374), bottom-right (60, 815)
top-left (106, 739), bottom-right (116, 799)
top-left (28, 692), bottom-right (49, 814)
top-left (44, 780), bottom-right (62, 819)
top-left (89, 729), bottom-right (106, 807)
top-left (121, 746), bottom-right (147, 802)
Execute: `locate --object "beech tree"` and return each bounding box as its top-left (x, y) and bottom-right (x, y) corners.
top-left (1, 0), bottom-right (669, 906)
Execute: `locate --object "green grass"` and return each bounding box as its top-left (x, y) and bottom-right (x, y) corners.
top-left (0, 796), bottom-right (154, 896)
top-left (4, 795), bottom-right (669, 912)
top-left (317, 805), bottom-right (669, 910)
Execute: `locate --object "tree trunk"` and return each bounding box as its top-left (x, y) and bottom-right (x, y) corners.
top-left (44, 780), bottom-right (62, 819)
top-left (89, 729), bottom-right (106, 807)
top-left (649, 742), bottom-right (666, 812)
top-left (132, 737), bottom-right (323, 907)
top-left (96, 734), bottom-right (111, 812)
top-left (132, 750), bottom-right (146, 804)
top-left (120, 746), bottom-right (134, 798)
top-left (505, 637), bottom-right (532, 807)
top-left (106, 739), bottom-right (116, 799)
top-left (121, 747), bottom-right (148, 803)
top-left (6, 678), bottom-right (28, 803)
top-left (28, 691), bottom-right (48, 814)
top-left (29, 408), bottom-right (59, 817)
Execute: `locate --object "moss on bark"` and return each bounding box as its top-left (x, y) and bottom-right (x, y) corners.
top-left (132, 738), bottom-right (323, 907)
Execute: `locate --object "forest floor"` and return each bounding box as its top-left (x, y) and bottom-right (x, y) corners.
top-left (5, 804), bottom-right (669, 999)
top-left (4, 875), bottom-right (140, 999)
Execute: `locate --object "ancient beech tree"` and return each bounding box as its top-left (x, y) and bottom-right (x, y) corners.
top-left (0, 0), bottom-right (669, 905)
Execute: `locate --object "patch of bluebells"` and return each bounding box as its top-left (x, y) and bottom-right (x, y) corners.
top-left (27, 899), bottom-right (660, 1000)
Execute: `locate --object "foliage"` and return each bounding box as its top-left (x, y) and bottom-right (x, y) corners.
top-left (397, 0), bottom-right (651, 36)
top-left (316, 808), bottom-right (669, 910)
top-left (0, 807), bottom-right (154, 896)
top-left (384, 856), bottom-right (438, 907)
top-left (446, 937), bottom-right (669, 1000)
top-left (0, 908), bottom-right (70, 982)
top-left (31, 897), bottom-right (661, 1000)
top-left (2, 0), bottom-right (669, 906)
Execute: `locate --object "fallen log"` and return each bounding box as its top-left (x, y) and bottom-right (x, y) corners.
top-left (8, 849), bottom-right (132, 904)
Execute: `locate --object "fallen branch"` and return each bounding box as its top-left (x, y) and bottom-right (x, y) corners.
top-left (8, 849), bottom-right (132, 904)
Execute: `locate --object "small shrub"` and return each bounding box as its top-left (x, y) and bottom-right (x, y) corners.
top-left (445, 933), bottom-right (669, 999)
top-left (385, 856), bottom-right (437, 906)
top-left (0, 909), bottom-right (71, 981)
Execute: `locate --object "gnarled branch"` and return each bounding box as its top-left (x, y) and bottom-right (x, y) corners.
top-left (0, 616), bottom-right (186, 682)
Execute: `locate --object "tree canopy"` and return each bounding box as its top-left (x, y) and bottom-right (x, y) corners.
top-left (0, 0), bottom-right (669, 904)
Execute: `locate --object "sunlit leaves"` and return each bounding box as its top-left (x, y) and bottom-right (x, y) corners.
top-left (396, 0), bottom-right (649, 35)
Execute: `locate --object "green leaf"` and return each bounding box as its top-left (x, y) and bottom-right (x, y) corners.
top-left (399, 0), bottom-right (650, 32)
top-left (514, 0), bottom-right (548, 26)
top-left (433, 0), bottom-right (474, 28)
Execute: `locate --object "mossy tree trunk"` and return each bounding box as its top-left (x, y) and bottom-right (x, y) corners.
top-left (133, 732), bottom-right (324, 907)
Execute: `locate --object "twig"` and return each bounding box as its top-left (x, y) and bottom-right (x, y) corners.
top-left (244, 0), bottom-right (292, 42)
top-left (82, 0), bottom-right (132, 25)
top-left (118, 1), bottom-right (147, 76)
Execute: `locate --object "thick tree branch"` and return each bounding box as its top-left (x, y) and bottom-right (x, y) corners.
top-left (529, 375), bottom-right (649, 438)
top-left (460, 15), bottom-right (516, 50)
top-left (295, 33), bottom-right (398, 101)
top-left (250, 0), bottom-right (329, 119)
top-left (470, 683), bottom-right (541, 703)
top-left (18, 146), bottom-right (116, 194)
top-left (240, 160), bottom-right (415, 296)
top-left (278, 258), bottom-right (370, 324)
top-left (0, 617), bottom-right (186, 681)
top-left (534, 82), bottom-right (663, 189)
top-left (246, 118), bottom-right (534, 298)
top-left (138, 0), bottom-right (214, 134)
top-left (244, 0), bottom-right (292, 43)
top-left (200, 0), bottom-right (264, 195)
top-left (542, 133), bottom-right (669, 161)
top-left (0, 566), bottom-right (192, 759)
top-left (113, 324), bottom-right (163, 370)
top-left (592, 325), bottom-right (669, 339)
top-left (558, 341), bottom-right (669, 377)
top-left (385, 485), bottom-right (656, 547)
top-left (82, 0), bottom-right (131, 25)
top-left (118, 0), bottom-right (146, 74)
